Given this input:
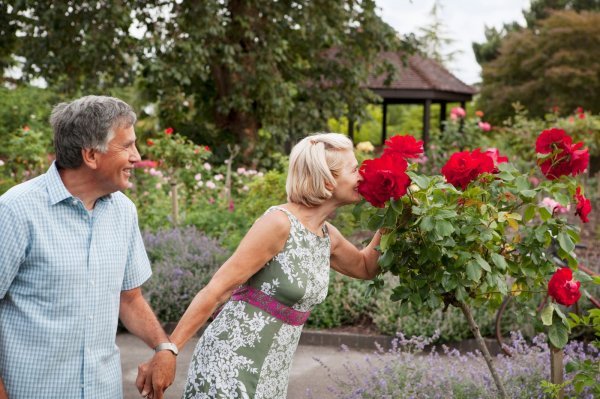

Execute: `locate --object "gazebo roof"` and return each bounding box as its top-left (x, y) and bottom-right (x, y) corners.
top-left (367, 52), bottom-right (477, 102)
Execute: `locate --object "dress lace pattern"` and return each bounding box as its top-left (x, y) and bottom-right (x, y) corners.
top-left (182, 206), bottom-right (331, 399)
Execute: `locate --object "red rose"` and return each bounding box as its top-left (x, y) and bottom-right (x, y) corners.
top-left (535, 128), bottom-right (589, 180)
top-left (574, 186), bottom-right (591, 223)
top-left (164, 127), bottom-right (174, 135)
top-left (383, 135), bottom-right (424, 160)
top-left (548, 267), bottom-right (581, 306)
top-left (358, 154), bottom-right (410, 208)
top-left (441, 149), bottom-right (495, 190)
top-left (146, 139), bottom-right (155, 147)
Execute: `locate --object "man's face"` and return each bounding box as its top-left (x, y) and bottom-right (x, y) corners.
top-left (94, 125), bottom-right (141, 194)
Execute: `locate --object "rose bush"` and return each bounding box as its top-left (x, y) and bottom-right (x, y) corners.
top-left (355, 129), bottom-right (593, 398)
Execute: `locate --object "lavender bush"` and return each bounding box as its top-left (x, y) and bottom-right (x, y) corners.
top-left (143, 227), bottom-right (228, 322)
top-left (313, 331), bottom-right (599, 399)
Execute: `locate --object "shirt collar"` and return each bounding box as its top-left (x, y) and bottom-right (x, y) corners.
top-left (45, 162), bottom-right (113, 206)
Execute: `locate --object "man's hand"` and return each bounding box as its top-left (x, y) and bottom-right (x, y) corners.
top-left (136, 351), bottom-right (176, 399)
top-left (0, 376), bottom-right (8, 399)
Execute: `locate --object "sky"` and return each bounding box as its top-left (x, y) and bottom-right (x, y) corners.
top-left (375, 0), bottom-right (531, 85)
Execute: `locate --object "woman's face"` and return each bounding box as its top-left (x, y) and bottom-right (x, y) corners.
top-left (332, 150), bottom-right (363, 205)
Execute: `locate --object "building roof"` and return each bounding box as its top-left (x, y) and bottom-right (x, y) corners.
top-left (366, 52), bottom-right (477, 102)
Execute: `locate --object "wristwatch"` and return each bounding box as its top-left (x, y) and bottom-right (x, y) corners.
top-left (154, 342), bottom-right (179, 356)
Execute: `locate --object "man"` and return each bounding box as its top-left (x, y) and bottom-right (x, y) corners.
top-left (0, 96), bottom-right (176, 399)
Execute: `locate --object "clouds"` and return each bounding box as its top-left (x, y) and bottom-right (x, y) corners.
top-left (376, 0), bottom-right (529, 84)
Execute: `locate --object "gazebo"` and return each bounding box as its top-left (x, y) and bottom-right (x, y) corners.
top-left (362, 52), bottom-right (477, 149)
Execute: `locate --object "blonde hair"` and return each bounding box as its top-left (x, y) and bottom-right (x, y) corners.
top-left (286, 133), bottom-right (354, 206)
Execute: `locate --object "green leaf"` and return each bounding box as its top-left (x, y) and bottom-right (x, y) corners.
top-left (490, 253), bottom-right (507, 271)
top-left (554, 192), bottom-right (570, 206)
top-left (520, 190), bottom-right (537, 198)
top-left (466, 261), bottom-right (482, 282)
top-left (434, 220), bottom-right (454, 237)
top-left (380, 231), bottom-right (396, 252)
top-left (573, 269), bottom-right (593, 283)
top-left (548, 322), bottom-right (569, 349)
top-left (523, 205), bottom-right (536, 222)
top-left (455, 286), bottom-right (468, 301)
top-left (382, 207), bottom-right (398, 229)
top-left (367, 213), bottom-right (384, 230)
top-left (420, 216), bottom-right (434, 232)
top-left (474, 254), bottom-right (492, 272)
top-left (557, 232), bottom-right (575, 254)
top-left (410, 173), bottom-right (430, 189)
top-left (378, 250), bottom-right (395, 268)
top-left (538, 206), bottom-right (552, 221)
top-left (390, 199), bottom-right (403, 214)
top-left (541, 304), bottom-right (554, 326)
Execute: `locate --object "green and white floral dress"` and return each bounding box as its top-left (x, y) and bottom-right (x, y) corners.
top-left (182, 206), bottom-right (331, 399)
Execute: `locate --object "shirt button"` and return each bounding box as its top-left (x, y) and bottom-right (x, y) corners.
top-left (72, 200), bottom-right (78, 205)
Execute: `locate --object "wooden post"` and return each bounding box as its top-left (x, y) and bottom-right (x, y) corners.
top-left (550, 344), bottom-right (564, 398)
top-left (423, 100), bottom-right (431, 153)
top-left (439, 102), bottom-right (447, 132)
top-left (170, 181), bottom-right (178, 226)
top-left (381, 101), bottom-right (388, 145)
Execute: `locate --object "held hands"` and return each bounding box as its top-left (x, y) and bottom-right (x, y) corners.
top-left (136, 351), bottom-right (176, 399)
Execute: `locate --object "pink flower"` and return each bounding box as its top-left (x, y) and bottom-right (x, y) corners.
top-left (194, 173), bottom-right (202, 181)
top-left (205, 181), bottom-right (216, 189)
top-left (450, 107), bottom-right (466, 118)
top-left (540, 197), bottom-right (570, 214)
top-left (478, 122), bottom-right (492, 132)
top-left (134, 160), bottom-right (158, 169)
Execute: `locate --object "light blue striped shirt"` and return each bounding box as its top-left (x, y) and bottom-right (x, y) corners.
top-left (0, 162), bottom-right (151, 399)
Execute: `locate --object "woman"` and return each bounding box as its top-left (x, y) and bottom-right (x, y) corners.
top-left (143, 133), bottom-right (382, 399)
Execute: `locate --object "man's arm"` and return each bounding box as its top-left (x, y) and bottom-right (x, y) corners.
top-left (0, 376), bottom-right (8, 399)
top-left (119, 288), bottom-right (176, 399)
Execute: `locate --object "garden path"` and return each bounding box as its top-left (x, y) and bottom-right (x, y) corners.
top-left (118, 332), bottom-right (371, 399)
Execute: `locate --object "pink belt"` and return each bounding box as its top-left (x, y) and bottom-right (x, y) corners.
top-left (229, 285), bottom-right (311, 326)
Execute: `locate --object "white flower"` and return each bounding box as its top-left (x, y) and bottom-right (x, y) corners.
top-left (257, 172), bottom-right (264, 177)
top-left (155, 183), bottom-right (162, 189)
top-left (0, 160), bottom-right (4, 167)
top-left (194, 173), bottom-right (202, 181)
top-left (237, 167), bottom-right (246, 175)
top-left (197, 181), bottom-right (204, 187)
top-left (356, 141), bottom-right (374, 153)
top-left (242, 185), bottom-right (249, 191)
top-left (246, 169), bottom-right (257, 175)
top-left (214, 174), bottom-right (224, 181)
top-left (203, 162), bottom-right (212, 171)
top-left (205, 181), bottom-right (216, 189)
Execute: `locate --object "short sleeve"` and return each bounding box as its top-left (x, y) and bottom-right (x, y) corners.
top-left (0, 203), bottom-right (28, 299)
top-left (121, 209), bottom-right (151, 291)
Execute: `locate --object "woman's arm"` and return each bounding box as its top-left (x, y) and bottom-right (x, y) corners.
top-left (328, 223), bottom-right (383, 280)
top-left (169, 210), bottom-right (290, 350)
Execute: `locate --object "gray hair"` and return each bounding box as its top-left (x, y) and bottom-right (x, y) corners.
top-left (50, 95), bottom-right (137, 169)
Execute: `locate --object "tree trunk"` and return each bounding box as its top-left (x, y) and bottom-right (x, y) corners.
top-left (458, 301), bottom-right (508, 398)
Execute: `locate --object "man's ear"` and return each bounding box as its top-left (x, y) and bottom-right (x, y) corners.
top-left (81, 148), bottom-right (99, 170)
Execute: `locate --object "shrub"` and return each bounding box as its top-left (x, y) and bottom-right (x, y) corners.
top-left (142, 227), bottom-right (228, 322)
top-left (314, 331), bottom-right (599, 399)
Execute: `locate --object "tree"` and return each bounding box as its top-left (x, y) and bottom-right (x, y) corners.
top-left (416, 0), bottom-right (460, 68)
top-left (4, 1), bottom-right (140, 93)
top-left (472, 0), bottom-right (599, 66)
top-left (477, 11), bottom-right (600, 123)
top-left (472, 23), bottom-right (521, 66)
top-left (136, 0), bottom-right (410, 159)
top-left (524, 0), bottom-right (600, 27)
